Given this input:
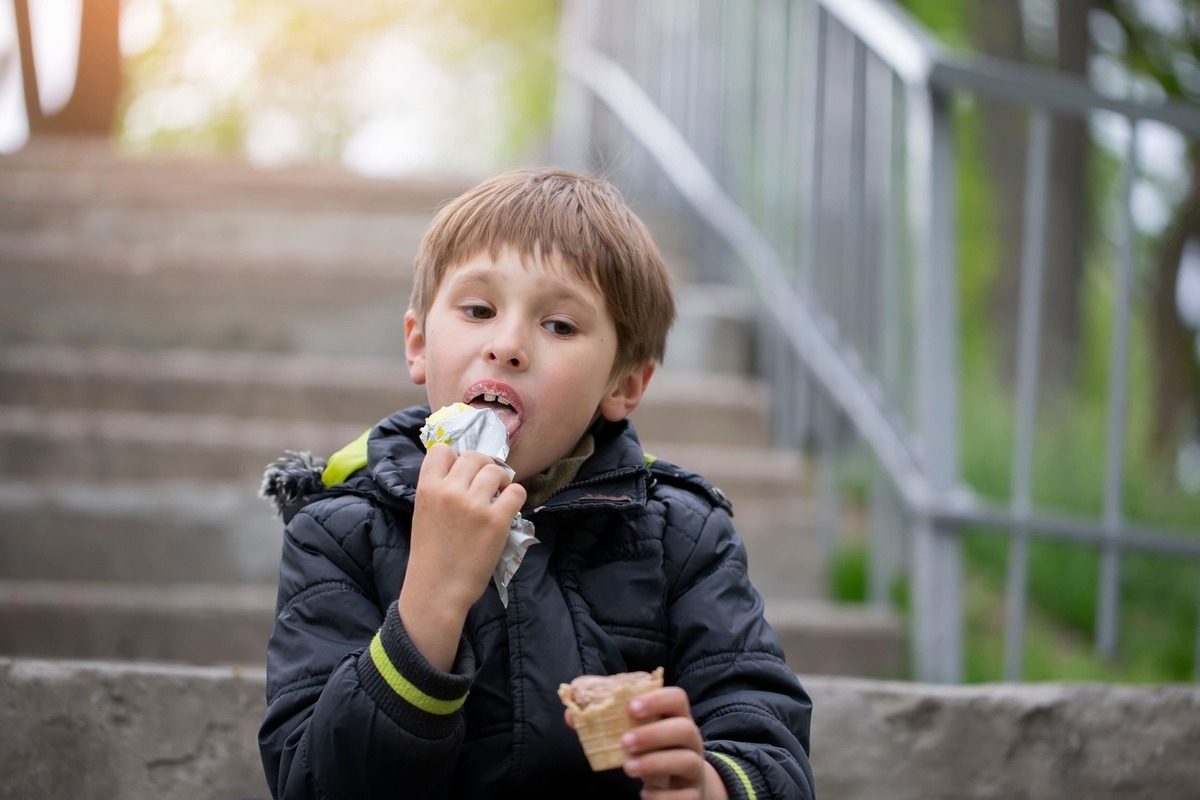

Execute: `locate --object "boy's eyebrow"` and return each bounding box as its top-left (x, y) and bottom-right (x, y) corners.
top-left (448, 265), bottom-right (602, 315)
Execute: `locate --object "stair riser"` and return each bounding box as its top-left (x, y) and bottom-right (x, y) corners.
top-left (0, 368), bottom-right (425, 427)
top-left (0, 437), bottom-right (800, 511)
top-left (0, 372), bottom-right (768, 448)
top-left (0, 487), bottom-right (824, 598)
top-left (0, 487), bottom-right (283, 586)
top-left (0, 588), bottom-right (894, 677)
top-left (766, 615), bottom-right (906, 680)
top-left (0, 597), bottom-right (275, 667)
top-left (0, 264), bottom-right (412, 356)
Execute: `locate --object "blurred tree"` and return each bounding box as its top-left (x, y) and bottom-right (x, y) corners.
top-left (10, 0), bottom-right (560, 170)
top-left (14, 0), bottom-right (122, 136)
top-left (967, 0), bottom-right (1093, 396)
top-left (1095, 0), bottom-right (1200, 457)
top-left (112, 0), bottom-right (559, 170)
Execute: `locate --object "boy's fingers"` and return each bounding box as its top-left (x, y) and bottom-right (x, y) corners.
top-left (418, 442), bottom-right (457, 478)
top-left (624, 748), bottom-right (707, 790)
top-left (495, 481), bottom-right (527, 516)
top-left (629, 686), bottom-right (691, 721)
top-left (622, 716), bottom-right (703, 756)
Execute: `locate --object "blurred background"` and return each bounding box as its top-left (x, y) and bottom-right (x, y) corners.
top-left (1, 0), bottom-right (1199, 692)
top-left (0, 0), bottom-right (558, 174)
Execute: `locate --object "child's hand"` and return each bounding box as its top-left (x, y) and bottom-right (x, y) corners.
top-left (399, 444), bottom-right (526, 669)
top-left (585, 686), bottom-right (730, 800)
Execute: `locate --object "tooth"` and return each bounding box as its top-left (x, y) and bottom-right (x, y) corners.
top-left (484, 393), bottom-right (497, 402)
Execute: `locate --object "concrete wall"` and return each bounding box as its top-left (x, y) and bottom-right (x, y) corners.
top-left (1, 658), bottom-right (268, 800)
top-left (810, 676), bottom-right (1200, 800)
top-left (4, 657), bottom-right (1198, 800)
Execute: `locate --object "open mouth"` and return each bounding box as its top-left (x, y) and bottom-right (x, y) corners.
top-left (466, 387), bottom-right (523, 442)
top-left (470, 392), bottom-right (514, 411)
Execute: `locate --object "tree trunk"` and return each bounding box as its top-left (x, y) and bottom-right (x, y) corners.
top-left (1039, 0), bottom-right (1092, 395)
top-left (974, 0), bottom-right (1092, 395)
top-left (971, 0), bottom-right (1028, 384)
top-left (14, 0), bottom-right (122, 137)
top-left (1151, 147), bottom-right (1200, 457)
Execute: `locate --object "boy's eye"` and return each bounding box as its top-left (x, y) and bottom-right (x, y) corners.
top-left (543, 319), bottom-right (576, 336)
top-left (462, 305), bottom-right (494, 320)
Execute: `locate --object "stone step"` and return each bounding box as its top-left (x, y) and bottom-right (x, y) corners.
top-left (0, 581), bottom-right (276, 667)
top-left (0, 407), bottom-right (803, 509)
top-left (0, 137), bottom-right (474, 213)
top-left (0, 344), bottom-right (771, 446)
top-left (0, 580), bottom-right (896, 678)
top-left (1, 657), bottom-right (271, 800)
top-left (763, 600), bottom-right (905, 679)
top-left (9, 656), bottom-right (1200, 800)
top-left (0, 481), bottom-right (283, 586)
top-left (0, 209), bottom-right (431, 272)
top-left (0, 479), bottom-right (824, 599)
top-left (0, 138), bottom-right (697, 274)
top-left (0, 146), bottom-right (745, 365)
top-left (0, 253), bottom-right (413, 356)
top-left (0, 236), bottom-right (755, 364)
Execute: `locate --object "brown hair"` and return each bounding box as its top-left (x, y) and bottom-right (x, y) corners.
top-left (409, 169), bottom-right (675, 373)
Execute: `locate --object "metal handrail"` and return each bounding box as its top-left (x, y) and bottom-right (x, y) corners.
top-left (819, 0), bottom-right (1200, 133)
top-left (564, 45), bottom-right (931, 512)
top-left (556, 0), bottom-right (1200, 683)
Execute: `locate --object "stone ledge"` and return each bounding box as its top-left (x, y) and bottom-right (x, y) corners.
top-left (809, 675), bottom-right (1200, 800)
top-left (4, 657), bottom-right (1198, 800)
top-left (1, 657), bottom-right (269, 800)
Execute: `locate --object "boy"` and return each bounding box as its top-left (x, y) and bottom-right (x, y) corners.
top-left (259, 169), bottom-right (814, 799)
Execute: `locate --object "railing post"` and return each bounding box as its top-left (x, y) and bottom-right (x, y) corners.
top-left (1004, 109), bottom-right (1053, 681)
top-left (1096, 118), bottom-right (1138, 659)
top-left (908, 84), bottom-right (963, 683)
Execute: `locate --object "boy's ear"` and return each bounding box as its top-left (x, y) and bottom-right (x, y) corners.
top-left (599, 360), bottom-right (656, 422)
top-left (404, 309), bottom-right (427, 386)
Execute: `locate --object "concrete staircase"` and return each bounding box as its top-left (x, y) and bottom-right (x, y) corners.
top-left (0, 138), bottom-right (903, 679)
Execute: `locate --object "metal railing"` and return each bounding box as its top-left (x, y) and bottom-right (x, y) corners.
top-left (554, 0), bottom-right (1200, 682)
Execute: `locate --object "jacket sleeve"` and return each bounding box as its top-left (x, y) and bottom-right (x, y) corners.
top-left (258, 498), bottom-right (475, 800)
top-left (662, 495), bottom-right (816, 800)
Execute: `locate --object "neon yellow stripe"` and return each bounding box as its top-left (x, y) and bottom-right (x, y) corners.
top-left (643, 451), bottom-right (657, 466)
top-left (322, 428), bottom-right (372, 487)
top-left (710, 752), bottom-right (757, 800)
top-left (368, 633), bottom-right (467, 715)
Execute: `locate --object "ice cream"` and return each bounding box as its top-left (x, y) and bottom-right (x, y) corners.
top-left (419, 404), bottom-right (537, 607)
top-left (557, 667), bottom-right (665, 771)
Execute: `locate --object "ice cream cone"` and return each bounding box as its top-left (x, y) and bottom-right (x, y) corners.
top-left (558, 667), bottom-right (665, 771)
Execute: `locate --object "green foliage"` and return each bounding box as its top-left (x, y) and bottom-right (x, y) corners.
top-left (116, 0), bottom-right (560, 169)
top-left (886, 0), bottom-right (1200, 685)
top-left (896, 0), bottom-right (971, 51)
top-left (831, 542), bottom-right (868, 603)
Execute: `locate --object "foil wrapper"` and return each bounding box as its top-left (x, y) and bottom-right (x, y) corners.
top-left (419, 404), bottom-right (538, 607)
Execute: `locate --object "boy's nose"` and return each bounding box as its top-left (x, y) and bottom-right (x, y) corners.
top-left (484, 329), bottom-right (527, 369)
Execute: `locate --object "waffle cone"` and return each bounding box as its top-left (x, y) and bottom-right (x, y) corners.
top-left (558, 667), bottom-right (664, 771)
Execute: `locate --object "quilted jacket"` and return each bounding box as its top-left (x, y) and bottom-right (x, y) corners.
top-left (258, 405), bottom-right (815, 799)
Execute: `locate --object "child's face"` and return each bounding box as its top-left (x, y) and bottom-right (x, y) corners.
top-left (405, 245), bottom-right (651, 480)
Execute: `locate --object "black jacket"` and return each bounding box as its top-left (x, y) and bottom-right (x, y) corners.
top-left (259, 406), bottom-right (814, 799)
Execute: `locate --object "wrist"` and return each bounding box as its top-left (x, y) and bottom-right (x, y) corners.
top-left (398, 584), bottom-right (470, 672)
top-left (703, 758), bottom-right (731, 800)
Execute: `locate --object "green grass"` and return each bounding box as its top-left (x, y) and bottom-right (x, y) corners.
top-left (833, 533), bottom-right (1198, 683)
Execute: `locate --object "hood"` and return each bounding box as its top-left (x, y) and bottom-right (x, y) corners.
top-left (259, 449), bottom-right (330, 519)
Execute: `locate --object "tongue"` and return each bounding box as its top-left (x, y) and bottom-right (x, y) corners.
top-left (470, 402), bottom-right (519, 439)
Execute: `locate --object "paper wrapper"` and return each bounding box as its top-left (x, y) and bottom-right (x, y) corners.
top-left (557, 667), bottom-right (665, 771)
top-left (419, 404), bottom-right (537, 607)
